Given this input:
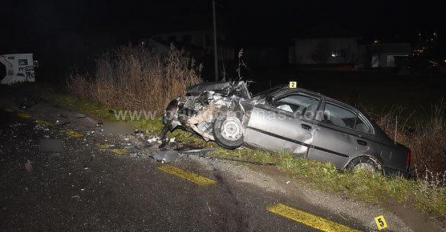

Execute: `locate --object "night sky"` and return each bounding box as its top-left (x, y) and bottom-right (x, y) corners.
top-left (1, 0), bottom-right (444, 76)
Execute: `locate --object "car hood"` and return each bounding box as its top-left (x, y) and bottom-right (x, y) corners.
top-left (186, 81), bottom-right (251, 99)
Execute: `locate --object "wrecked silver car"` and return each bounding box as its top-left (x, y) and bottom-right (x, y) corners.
top-left (162, 81), bottom-right (411, 176)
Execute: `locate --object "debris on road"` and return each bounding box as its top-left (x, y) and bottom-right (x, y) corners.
top-left (180, 148), bottom-right (215, 157)
top-left (34, 124), bottom-right (49, 131)
top-left (147, 136), bottom-right (162, 144)
top-left (152, 150), bottom-right (179, 163)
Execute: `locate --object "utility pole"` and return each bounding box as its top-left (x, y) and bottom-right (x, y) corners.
top-left (212, 0), bottom-right (219, 82)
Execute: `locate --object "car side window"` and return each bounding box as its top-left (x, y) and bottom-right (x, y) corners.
top-left (323, 103), bottom-right (371, 133)
top-left (323, 103), bottom-right (356, 129)
top-left (273, 94), bottom-right (320, 116)
top-left (355, 116), bottom-right (371, 133)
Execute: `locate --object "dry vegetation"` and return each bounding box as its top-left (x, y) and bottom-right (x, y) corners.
top-left (68, 44), bottom-right (202, 116)
top-left (373, 102), bottom-right (446, 185)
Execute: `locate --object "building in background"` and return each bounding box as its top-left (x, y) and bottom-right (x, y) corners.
top-left (289, 23), bottom-right (364, 66)
top-left (369, 43), bottom-right (411, 68)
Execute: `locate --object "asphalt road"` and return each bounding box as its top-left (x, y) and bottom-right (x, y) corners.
top-left (0, 102), bottom-right (366, 232)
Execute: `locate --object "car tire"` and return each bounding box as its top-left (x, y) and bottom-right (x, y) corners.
top-left (213, 110), bottom-right (244, 149)
top-left (346, 156), bottom-right (381, 173)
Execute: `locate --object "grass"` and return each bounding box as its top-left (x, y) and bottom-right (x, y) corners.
top-left (215, 147), bottom-right (446, 221)
top-left (276, 152), bottom-right (446, 221)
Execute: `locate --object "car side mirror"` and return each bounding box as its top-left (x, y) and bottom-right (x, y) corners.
top-left (265, 96), bottom-right (275, 105)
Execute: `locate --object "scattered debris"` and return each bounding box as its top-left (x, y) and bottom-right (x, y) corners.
top-left (134, 130), bottom-right (145, 138)
top-left (180, 148), bottom-right (215, 157)
top-left (152, 150), bottom-right (179, 163)
top-left (34, 124), bottom-right (49, 131)
top-left (10, 122), bottom-right (25, 128)
top-left (147, 136), bottom-right (162, 144)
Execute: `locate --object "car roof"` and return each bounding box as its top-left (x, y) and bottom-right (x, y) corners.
top-left (276, 87), bottom-right (358, 111)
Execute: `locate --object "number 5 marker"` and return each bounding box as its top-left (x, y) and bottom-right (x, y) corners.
top-left (374, 215), bottom-right (388, 230)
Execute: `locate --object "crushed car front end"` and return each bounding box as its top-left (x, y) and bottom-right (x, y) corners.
top-left (161, 81), bottom-right (251, 148)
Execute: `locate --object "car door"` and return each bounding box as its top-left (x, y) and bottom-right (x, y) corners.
top-left (244, 92), bottom-right (321, 157)
top-left (307, 101), bottom-right (372, 169)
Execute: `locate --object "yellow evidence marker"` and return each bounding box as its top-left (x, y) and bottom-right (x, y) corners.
top-left (374, 215), bottom-right (388, 230)
top-left (289, 81), bottom-right (297, 88)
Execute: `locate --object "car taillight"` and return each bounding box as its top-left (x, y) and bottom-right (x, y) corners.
top-left (406, 148), bottom-right (412, 167)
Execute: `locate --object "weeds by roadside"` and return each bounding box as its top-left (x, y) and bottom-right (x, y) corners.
top-left (372, 101), bottom-right (446, 181)
top-left (68, 44), bottom-right (202, 116)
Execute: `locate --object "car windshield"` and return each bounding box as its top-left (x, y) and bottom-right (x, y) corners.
top-left (251, 85), bottom-right (286, 101)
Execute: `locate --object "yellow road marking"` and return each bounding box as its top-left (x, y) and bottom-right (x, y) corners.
top-left (96, 143), bottom-right (110, 150)
top-left (35, 120), bottom-right (53, 126)
top-left (110, 148), bottom-right (127, 155)
top-left (158, 165), bottom-right (216, 186)
top-left (4, 108), bottom-right (14, 113)
top-left (17, 113), bottom-right (32, 119)
top-left (267, 203), bottom-right (363, 232)
top-left (63, 130), bottom-right (84, 138)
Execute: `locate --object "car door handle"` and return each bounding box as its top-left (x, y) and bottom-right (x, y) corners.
top-left (301, 124), bottom-right (312, 130)
top-left (357, 140), bottom-right (367, 146)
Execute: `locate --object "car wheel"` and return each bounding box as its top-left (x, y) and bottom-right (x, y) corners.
top-left (346, 156), bottom-right (381, 173)
top-left (213, 111), bottom-right (244, 149)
